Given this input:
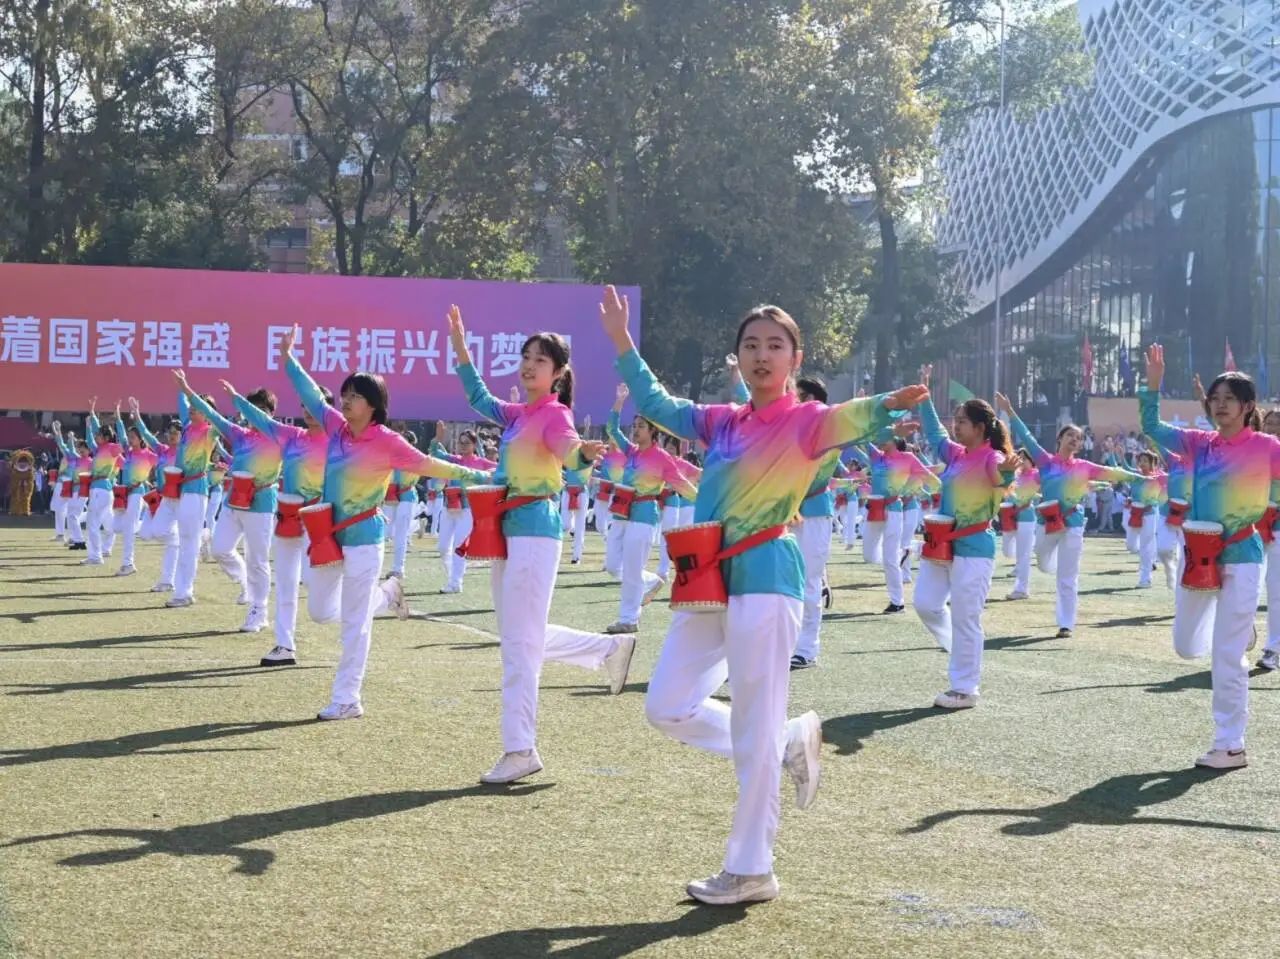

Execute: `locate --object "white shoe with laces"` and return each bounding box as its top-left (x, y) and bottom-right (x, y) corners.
top-left (782, 710), bottom-right (822, 811)
top-left (81, 557), bottom-right (105, 566)
top-left (151, 582), bottom-right (174, 593)
top-left (641, 576), bottom-right (666, 607)
top-left (165, 596), bottom-right (194, 608)
top-left (317, 701), bottom-right (363, 721)
top-left (1006, 590), bottom-right (1029, 600)
top-left (259, 645), bottom-right (297, 667)
top-left (114, 565), bottom-right (137, 577)
top-left (240, 605), bottom-right (267, 633)
top-left (380, 577), bottom-right (410, 619)
top-left (480, 749), bottom-right (543, 784)
top-left (934, 689), bottom-right (980, 710)
top-left (686, 870), bottom-right (780, 906)
top-left (1194, 748), bottom-right (1247, 770)
top-left (235, 584), bottom-right (249, 605)
top-left (604, 636), bottom-right (636, 695)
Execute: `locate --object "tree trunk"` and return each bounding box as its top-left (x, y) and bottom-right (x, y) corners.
top-left (872, 197), bottom-right (900, 393)
top-left (25, 0), bottom-right (51, 262)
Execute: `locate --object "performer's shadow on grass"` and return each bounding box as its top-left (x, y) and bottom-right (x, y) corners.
top-left (902, 768), bottom-right (1277, 837)
top-left (823, 707), bottom-right (946, 756)
top-left (3, 785), bottom-right (554, 876)
top-left (0, 629), bottom-right (226, 654)
top-left (1, 664), bottom-right (327, 696)
top-left (426, 906), bottom-right (749, 958)
top-left (0, 606), bottom-right (135, 624)
top-left (984, 634), bottom-right (1066, 651)
top-left (1042, 670), bottom-right (1280, 696)
top-left (0, 719), bottom-right (318, 767)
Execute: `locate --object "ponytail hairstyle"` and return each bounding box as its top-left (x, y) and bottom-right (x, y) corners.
top-left (245, 388), bottom-right (277, 414)
top-left (961, 399), bottom-right (1013, 458)
top-left (402, 430), bottom-right (418, 447)
top-left (96, 423), bottom-right (114, 444)
top-left (522, 332), bottom-right (574, 407)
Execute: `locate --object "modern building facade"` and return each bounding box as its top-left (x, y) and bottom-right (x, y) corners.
top-left (937, 0), bottom-right (1280, 406)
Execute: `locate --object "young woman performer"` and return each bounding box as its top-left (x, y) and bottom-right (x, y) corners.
top-left (448, 306), bottom-right (639, 783)
top-left (214, 378), bottom-right (332, 667)
top-left (912, 370), bottom-right (1012, 709)
top-left (280, 326), bottom-right (489, 719)
top-left (1152, 441), bottom-right (1190, 590)
top-left (132, 409), bottom-right (183, 590)
top-left (83, 399), bottom-right (125, 566)
top-left (164, 385), bottom-right (221, 609)
top-left (1004, 451), bottom-right (1040, 600)
top-left (203, 445), bottom-right (229, 564)
top-left (113, 406), bottom-right (158, 577)
top-left (595, 398), bottom-right (629, 575)
top-left (791, 375), bottom-right (851, 670)
top-left (600, 287), bottom-right (926, 905)
top-left (51, 425), bottom-right (90, 550)
top-left (384, 434), bottom-right (421, 582)
top-left (604, 392), bottom-right (699, 634)
top-left (997, 392), bottom-right (1144, 638)
top-left (859, 432), bottom-right (940, 613)
top-left (48, 439), bottom-right (68, 542)
top-left (561, 459), bottom-right (593, 565)
top-left (431, 425), bottom-right (499, 594)
top-left (1141, 344), bottom-right (1280, 768)
top-left (1127, 451), bottom-right (1167, 589)
top-left (177, 375), bottom-right (283, 633)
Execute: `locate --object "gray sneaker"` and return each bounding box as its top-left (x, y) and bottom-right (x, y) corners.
top-left (164, 596), bottom-right (194, 608)
top-left (605, 621), bottom-right (638, 635)
top-left (686, 870), bottom-right (780, 906)
top-left (1258, 649), bottom-right (1279, 671)
top-left (782, 711), bottom-right (822, 810)
top-left (317, 701), bottom-right (363, 721)
top-left (604, 636), bottom-right (636, 695)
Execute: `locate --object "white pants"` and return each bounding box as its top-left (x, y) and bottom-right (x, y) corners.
top-left (795, 516), bottom-right (833, 661)
top-left (173, 492), bottom-right (209, 601)
top-left (65, 495), bottom-right (86, 542)
top-left (85, 487), bottom-right (114, 562)
top-left (645, 594), bottom-right (801, 875)
top-left (1001, 529), bottom-right (1016, 559)
top-left (273, 532), bottom-right (310, 651)
top-left (1034, 523), bottom-right (1057, 573)
top-left (491, 536), bottom-right (618, 752)
top-left (1137, 510), bottom-right (1158, 586)
top-left (881, 511), bottom-right (905, 606)
top-left (678, 505), bottom-right (694, 527)
top-left (205, 486), bottom-right (223, 530)
top-left (1157, 518), bottom-right (1181, 586)
top-left (1266, 540), bottom-right (1280, 654)
top-left (561, 492), bottom-right (590, 562)
top-left (307, 542), bottom-right (385, 705)
top-left (52, 488), bottom-right (66, 537)
top-left (1012, 520), bottom-right (1035, 595)
top-left (1171, 562), bottom-right (1261, 750)
top-left (213, 508), bottom-right (273, 608)
top-left (595, 497), bottom-right (612, 538)
top-left (913, 557), bottom-right (995, 692)
top-left (862, 519), bottom-right (884, 566)
top-left (389, 499), bottom-right (414, 575)
top-left (604, 515), bottom-right (625, 576)
top-left (619, 519), bottom-right (661, 625)
top-left (901, 507), bottom-right (920, 583)
top-left (115, 492), bottom-right (144, 568)
top-left (842, 501), bottom-right (859, 546)
top-left (1037, 524), bottom-right (1085, 628)
top-left (655, 505), bottom-right (681, 579)
top-left (148, 497), bottom-right (180, 585)
top-left (437, 507), bottom-right (473, 591)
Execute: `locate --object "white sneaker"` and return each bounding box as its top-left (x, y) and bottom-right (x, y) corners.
top-left (53, 533), bottom-right (64, 542)
top-left (782, 711), bottom-right (822, 811)
top-left (381, 577), bottom-right (410, 620)
top-left (1006, 590), bottom-right (1028, 600)
top-left (151, 582), bottom-right (174, 593)
top-left (687, 870), bottom-right (780, 906)
top-left (934, 689), bottom-right (980, 710)
top-left (165, 596), bottom-right (194, 608)
top-left (1137, 581), bottom-right (1152, 589)
top-left (259, 645), bottom-right (297, 667)
top-left (1258, 649), bottom-right (1280, 671)
top-left (115, 565), bottom-right (137, 577)
top-left (386, 570), bottom-right (403, 580)
top-left (317, 701), bottom-right (364, 721)
top-left (605, 621), bottom-right (638, 635)
top-left (1194, 748), bottom-right (1247, 770)
top-left (240, 606), bottom-right (267, 633)
top-left (438, 585), bottom-right (461, 594)
top-left (80, 557), bottom-right (105, 566)
top-left (235, 585), bottom-right (249, 605)
top-left (480, 749), bottom-right (543, 784)
top-left (604, 636), bottom-right (636, 695)
top-left (641, 576), bottom-right (666, 607)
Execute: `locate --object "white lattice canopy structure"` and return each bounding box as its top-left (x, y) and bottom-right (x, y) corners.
top-left (938, 0), bottom-right (1280, 311)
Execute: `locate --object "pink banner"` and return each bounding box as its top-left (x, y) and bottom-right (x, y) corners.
top-left (0, 263), bottom-right (641, 422)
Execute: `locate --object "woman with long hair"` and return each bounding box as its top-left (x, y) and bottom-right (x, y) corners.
top-left (1004, 450), bottom-right (1040, 600)
top-left (912, 368), bottom-right (1013, 708)
top-left (600, 287), bottom-right (926, 905)
top-left (82, 398), bottom-right (125, 566)
top-left (448, 306), bottom-right (634, 785)
top-left (112, 404), bottom-right (159, 578)
top-left (996, 392), bottom-right (1144, 638)
top-left (132, 409), bottom-right (184, 590)
top-left (431, 424), bottom-right (499, 594)
top-left (1141, 344), bottom-right (1280, 768)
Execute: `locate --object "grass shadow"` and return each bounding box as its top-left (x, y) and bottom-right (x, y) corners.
top-left (823, 707), bottom-right (946, 756)
top-left (902, 768), bottom-right (1275, 837)
top-left (985, 634), bottom-right (1065, 651)
top-left (2, 664), bottom-right (327, 696)
top-left (0, 629), bottom-right (227, 654)
top-left (425, 906), bottom-right (750, 958)
top-left (3, 784), bottom-right (554, 875)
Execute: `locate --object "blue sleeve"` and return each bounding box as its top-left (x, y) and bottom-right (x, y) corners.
top-left (614, 348), bottom-right (705, 443)
top-left (86, 412), bottom-right (101, 452)
top-left (178, 392), bottom-right (190, 428)
top-left (185, 390), bottom-right (237, 439)
top-left (1138, 388), bottom-right (1191, 458)
top-left (54, 433), bottom-right (71, 459)
top-left (1009, 413), bottom-right (1048, 466)
top-left (457, 362), bottom-right (509, 426)
top-left (732, 376), bottom-right (750, 404)
top-left (115, 417), bottom-right (127, 448)
top-left (607, 410), bottom-right (634, 453)
top-left (430, 439), bottom-right (461, 463)
top-left (919, 396), bottom-right (954, 465)
top-left (134, 416), bottom-right (160, 450)
top-left (286, 354), bottom-right (345, 436)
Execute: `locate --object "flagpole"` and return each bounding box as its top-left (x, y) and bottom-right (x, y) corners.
top-left (991, 0), bottom-right (1007, 399)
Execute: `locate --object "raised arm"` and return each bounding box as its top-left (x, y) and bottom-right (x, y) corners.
top-left (115, 406), bottom-right (128, 448)
top-left (448, 305), bottom-right (515, 427)
top-left (177, 391), bottom-right (190, 429)
top-left (996, 392), bottom-right (1049, 466)
top-left (726, 354), bottom-right (749, 404)
top-left (282, 332), bottom-right (345, 436)
top-left (180, 380), bottom-right (238, 440)
top-left (225, 381), bottom-right (286, 444)
top-left (917, 385), bottom-right (957, 464)
top-left (86, 408), bottom-right (101, 452)
top-left (808, 385), bottom-right (925, 457)
top-left (606, 409), bottom-right (634, 454)
top-left (1138, 344), bottom-right (1202, 458)
top-left (130, 400), bottom-right (161, 451)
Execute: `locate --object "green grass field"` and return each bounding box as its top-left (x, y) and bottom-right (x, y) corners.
top-left (3, 516), bottom-right (1280, 958)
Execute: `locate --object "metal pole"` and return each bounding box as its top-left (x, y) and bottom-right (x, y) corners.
top-left (992, 0), bottom-right (1007, 398)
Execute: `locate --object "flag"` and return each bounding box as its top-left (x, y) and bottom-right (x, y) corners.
top-left (948, 380), bottom-right (975, 406)
top-left (1081, 332), bottom-right (1094, 391)
top-left (1225, 338), bottom-right (1237, 372)
top-left (1258, 342), bottom-right (1270, 398)
top-left (1119, 345), bottom-right (1133, 393)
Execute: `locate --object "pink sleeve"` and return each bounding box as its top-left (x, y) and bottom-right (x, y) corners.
top-left (541, 406), bottom-right (583, 465)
